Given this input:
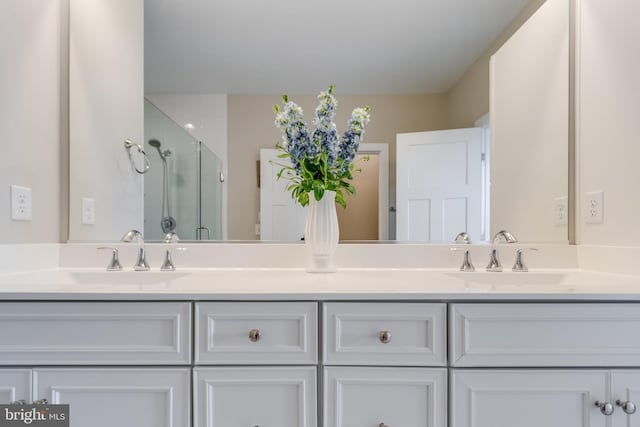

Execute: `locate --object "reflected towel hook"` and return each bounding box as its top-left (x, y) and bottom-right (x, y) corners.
top-left (124, 139), bottom-right (150, 174)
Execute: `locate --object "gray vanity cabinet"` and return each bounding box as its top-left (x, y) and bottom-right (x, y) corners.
top-left (0, 369), bottom-right (31, 403)
top-left (0, 302), bottom-right (192, 427)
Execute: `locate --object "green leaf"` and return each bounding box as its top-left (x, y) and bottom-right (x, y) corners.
top-left (299, 191), bottom-right (309, 207)
top-left (335, 190), bottom-right (347, 209)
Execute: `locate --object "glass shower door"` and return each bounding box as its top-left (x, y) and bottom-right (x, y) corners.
top-left (144, 99), bottom-right (199, 241)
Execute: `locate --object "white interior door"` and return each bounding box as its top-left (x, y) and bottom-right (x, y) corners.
top-left (396, 128), bottom-right (483, 242)
top-left (259, 149), bottom-right (307, 241)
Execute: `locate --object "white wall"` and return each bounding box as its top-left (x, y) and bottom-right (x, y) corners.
top-left (68, 0), bottom-right (144, 241)
top-left (490, 0), bottom-right (569, 243)
top-left (146, 94), bottom-right (228, 239)
top-left (577, 0), bottom-right (640, 245)
top-left (0, 0), bottom-right (64, 244)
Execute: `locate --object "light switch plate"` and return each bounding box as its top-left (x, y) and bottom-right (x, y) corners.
top-left (554, 196), bottom-right (568, 225)
top-left (585, 191), bottom-right (604, 224)
top-left (10, 185), bottom-right (32, 221)
top-left (82, 197), bottom-right (95, 225)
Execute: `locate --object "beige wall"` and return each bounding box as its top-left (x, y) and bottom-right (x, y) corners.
top-left (228, 94), bottom-right (448, 240)
top-left (447, 0), bottom-right (547, 128)
top-left (0, 0), bottom-right (65, 243)
top-left (577, 0), bottom-right (640, 245)
top-left (491, 0), bottom-right (569, 243)
top-left (68, 0), bottom-right (144, 242)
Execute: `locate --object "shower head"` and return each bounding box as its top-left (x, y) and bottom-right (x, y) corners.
top-left (148, 139), bottom-right (167, 161)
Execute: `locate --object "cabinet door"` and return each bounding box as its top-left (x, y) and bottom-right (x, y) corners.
top-left (612, 370), bottom-right (640, 426)
top-left (451, 370), bottom-right (608, 427)
top-left (33, 368), bottom-right (190, 427)
top-left (0, 369), bottom-right (31, 403)
top-left (194, 367), bottom-right (317, 427)
top-left (324, 367), bottom-right (447, 427)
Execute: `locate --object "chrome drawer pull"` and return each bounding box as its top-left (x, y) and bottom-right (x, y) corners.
top-left (249, 329), bottom-right (261, 342)
top-left (595, 400), bottom-right (614, 416)
top-left (616, 400), bottom-right (637, 415)
top-left (378, 330), bottom-right (392, 344)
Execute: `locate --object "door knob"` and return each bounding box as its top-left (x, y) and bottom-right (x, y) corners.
top-left (616, 400), bottom-right (637, 415)
top-left (378, 330), bottom-right (392, 344)
top-left (595, 400), bottom-right (614, 416)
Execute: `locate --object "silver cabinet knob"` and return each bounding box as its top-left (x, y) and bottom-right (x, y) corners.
top-left (616, 400), bottom-right (637, 415)
top-left (595, 400), bottom-right (614, 416)
top-left (249, 329), bottom-right (261, 342)
top-left (379, 330), bottom-right (392, 344)
top-left (379, 423), bottom-right (388, 427)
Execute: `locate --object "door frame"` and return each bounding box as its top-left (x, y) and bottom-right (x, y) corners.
top-left (357, 143), bottom-right (390, 240)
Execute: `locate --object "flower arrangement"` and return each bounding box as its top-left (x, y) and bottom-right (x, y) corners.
top-left (273, 85), bottom-right (371, 208)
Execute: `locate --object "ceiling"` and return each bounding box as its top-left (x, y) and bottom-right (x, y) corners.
top-left (144, 0), bottom-right (530, 95)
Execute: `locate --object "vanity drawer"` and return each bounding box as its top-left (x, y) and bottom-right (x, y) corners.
top-left (450, 303), bottom-right (640, 367)
top-left (195, 302), bottom-right (317, 364)
top-left (323, 302), bottom-right (446, 366)
top-left (0, 302), bottom-right (191, 365)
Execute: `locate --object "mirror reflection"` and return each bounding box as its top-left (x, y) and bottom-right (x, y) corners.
top-left (68, 0), bottom-right (568, 243)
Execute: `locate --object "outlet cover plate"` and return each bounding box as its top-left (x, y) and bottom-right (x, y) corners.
top-left (10, 185), bottom-right (32, 221)
top-left (585, 191), bottom-right (604, 224)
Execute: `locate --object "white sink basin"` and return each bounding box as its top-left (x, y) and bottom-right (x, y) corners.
top-left (446, 271), bottom-right (568, 286)
top-left (69, 271), bottom-right (191, 285)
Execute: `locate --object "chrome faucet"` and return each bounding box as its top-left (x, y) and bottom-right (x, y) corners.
top-left (512, 248), bottom-right (538, 272)
top-left (161, 232), bottom-right (183, 271)
top-left (454, 232), bottom-right (472, 244)
top-left (486, 230), bottom-right (518, 272)
top-left (121, 230), bottom-right (149, 271)
top-left (451, 248), bottom-right (475, 272)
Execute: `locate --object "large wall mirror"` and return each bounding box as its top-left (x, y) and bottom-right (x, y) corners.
top-left (68, 0), bottom-right (569, 244)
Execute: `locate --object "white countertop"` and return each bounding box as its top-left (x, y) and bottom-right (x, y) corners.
top-left (1, 268), bottom-right (640, 301)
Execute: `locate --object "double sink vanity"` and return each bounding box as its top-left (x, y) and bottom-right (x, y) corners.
top-left (1, 243), bottom-right (640, 427)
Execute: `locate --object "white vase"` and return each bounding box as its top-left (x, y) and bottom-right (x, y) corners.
top-left (305, 190), bottom-right (339, 273)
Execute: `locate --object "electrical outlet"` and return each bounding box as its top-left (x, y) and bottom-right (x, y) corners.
top-left (554, 196), bottom-right (568, 225)
top-left (10, 185), bottom-right (32, 221)
top-left (82, 197), bottom-right (95, 225)
top-left (585, 191), bottom-right (604, 224)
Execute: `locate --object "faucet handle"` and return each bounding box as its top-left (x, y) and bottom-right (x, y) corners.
top-left (486, 248), bottom-right (502, 272)
top-left (161, 247), bottom-right (186, 271)
top-left (133, 247), bottom-right (150, 271)
top-left (512, 248), bottom-right (538, 272)
top-left (97, 247), bottom-right (123, 271)
top-left (451, 248), bottom-right (475, 272)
